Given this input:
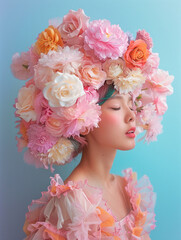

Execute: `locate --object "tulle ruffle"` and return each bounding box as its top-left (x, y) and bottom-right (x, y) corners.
top-left (121, 168), bottom-right (156, 239)
top-left (23, 168), bottom-right (156, 239)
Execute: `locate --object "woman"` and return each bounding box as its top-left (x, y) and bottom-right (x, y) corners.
top-left (11, 9), bottom-right (173, 240)
top-left (65, 91), bottom-right (136, 220)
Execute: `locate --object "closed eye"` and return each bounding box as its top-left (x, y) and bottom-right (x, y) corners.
top-left (112, 107), bottom-right (121, 110)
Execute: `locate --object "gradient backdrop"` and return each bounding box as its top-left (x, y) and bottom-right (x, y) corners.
top-left (1, 0), bottom-right (181, 239)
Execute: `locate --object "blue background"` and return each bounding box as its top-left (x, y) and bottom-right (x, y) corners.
top-left (1, 0), bottom-right (181, 239)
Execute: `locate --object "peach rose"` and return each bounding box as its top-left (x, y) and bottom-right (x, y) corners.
top-left (16, 84), bottom-right (37, 122)
top-left (124, 39), bottom-right (150, 69)
top-left (45, 114), bottom-right (64, 137)
top-left (80, 63), bottom-right (106, 89)
top-left (102, 58), bottom-right (126, 79)
top-left (34, 25), bottom-right (64, 55)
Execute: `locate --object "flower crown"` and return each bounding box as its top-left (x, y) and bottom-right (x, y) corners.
top-left (11, 9), bottom-right (174, 171)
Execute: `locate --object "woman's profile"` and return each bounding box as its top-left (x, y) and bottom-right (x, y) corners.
top-left (11, 9), bottom-right (174, 240)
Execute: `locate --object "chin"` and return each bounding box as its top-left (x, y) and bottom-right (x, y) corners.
top-left (118, 140), bottom-right (136, 151)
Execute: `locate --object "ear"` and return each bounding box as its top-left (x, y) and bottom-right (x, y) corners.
top-left (80, 128), bottom-right (89, 136)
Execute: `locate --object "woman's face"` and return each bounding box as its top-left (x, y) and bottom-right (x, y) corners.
top-left (86, 92), bottom-right (136, 151)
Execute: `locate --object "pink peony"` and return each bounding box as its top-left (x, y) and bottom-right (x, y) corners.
top-left (34, 65), bottom-right (55, 90)
top-left (138, 103), bottom-right (156, 125)
top-left (142, 53), bottom-right (160, 77)
top-left (145, 115), bottom-right (163, 143)
top-left (154, 96), bottom-right (168, 115)
top-left (29, 46), bottom-right (40, 68)
top-left (148, 69), bottom-right (174, 95)
top-left (27, 124), bottom-right (58, 154)
top-left (11, 51), bottom-right (34, 80)
top-left (84, 19), bottom-right (128, 60)
top-left (38, 46), bottom-right (83, 76)
top-left (136, 29), bottom-right (153, 49)
top-left (34, 92), bottom-right (53, 124)
top-left (58, 8), bottom-right (90, 46)
top-left (24, 149), bottom-right (48, 169)
top-left (83, 86), bottom-right (100, 103)
top-left (51, 93), bottom-right (102, 137)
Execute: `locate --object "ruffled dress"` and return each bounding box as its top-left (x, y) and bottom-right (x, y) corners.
top-left (23, 168), bottom-right (156, 240)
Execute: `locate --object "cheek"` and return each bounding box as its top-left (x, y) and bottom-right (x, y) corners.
top-left (101, 112), bottom-right (120, 127)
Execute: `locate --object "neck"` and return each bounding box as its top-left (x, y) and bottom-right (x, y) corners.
top-left (78, 142), bottom-right (117, 188)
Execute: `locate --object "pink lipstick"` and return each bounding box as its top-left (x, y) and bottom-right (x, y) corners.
top-left (125, 127), bottom-right (136, 138)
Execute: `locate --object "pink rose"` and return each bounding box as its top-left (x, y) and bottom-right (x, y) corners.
top-left (58, 9), bottom-right (89, 46)
top-left (45, 113), bottom-right (65, 137)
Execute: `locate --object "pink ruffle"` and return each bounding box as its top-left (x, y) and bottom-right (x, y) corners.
top-left (122, 168), bottom-right (156, 239)
top-left (24, 168), bottom-right (156, 239)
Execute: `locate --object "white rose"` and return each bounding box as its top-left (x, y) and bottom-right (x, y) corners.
top-left (16, 84), bottom-right (37, 122)
top-left (43, 72), bottom-right (85, 107)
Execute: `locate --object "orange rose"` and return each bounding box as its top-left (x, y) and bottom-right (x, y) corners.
top-left (35, 25), bottom-right (64, 55)
top-left (124, 39), bottom-right (150, 69)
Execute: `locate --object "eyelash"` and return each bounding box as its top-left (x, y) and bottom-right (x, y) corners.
top-left (112, 107), bottom-right (134, 111)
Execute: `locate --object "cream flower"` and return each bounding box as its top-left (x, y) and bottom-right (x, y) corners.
top-left (16, 84), bottom-right (37, 121)
top-left (48, 138), bottom-right (74, 164)
top-left (103, 58), bottom-right (125, 79)
top-left (43, 72), bottom-right (85, 107)
top-left (113, 68), bottom-right (146, 94)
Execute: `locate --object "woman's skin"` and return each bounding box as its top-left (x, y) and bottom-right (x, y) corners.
top-left (65, 91), bottom-right (150, 240)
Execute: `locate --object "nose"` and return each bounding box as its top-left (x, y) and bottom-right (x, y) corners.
top-left (125, 107), bottom-right (136, 123)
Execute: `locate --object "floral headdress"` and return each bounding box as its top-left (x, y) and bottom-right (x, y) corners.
top-left (11, 9), bottom-right (174, 171)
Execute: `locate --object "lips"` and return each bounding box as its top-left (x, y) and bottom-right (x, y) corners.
top-left (125, 127), bottom-right (136, 138)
